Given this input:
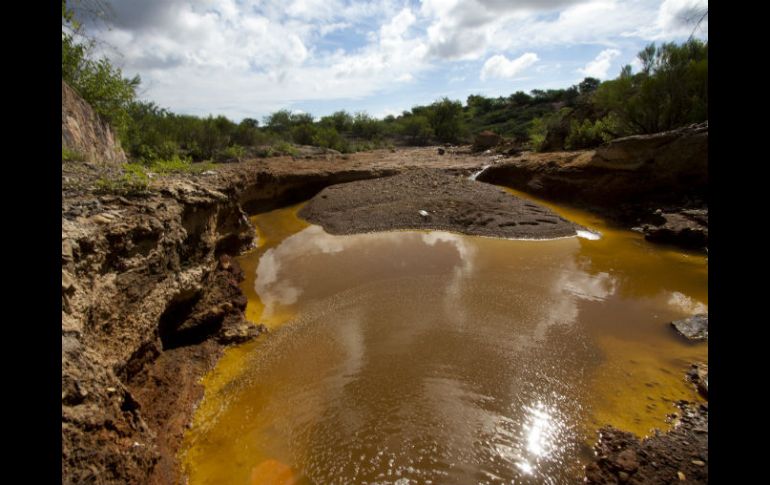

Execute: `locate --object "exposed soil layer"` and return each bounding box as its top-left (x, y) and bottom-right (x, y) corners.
top-left (299, 169), bottom-right (579, 238)
top-left (585, 401), bottom-right (708, 484)
top-left (477, 123), bottom-right (708, 250)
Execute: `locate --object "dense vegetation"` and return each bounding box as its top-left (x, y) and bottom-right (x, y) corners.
top-left (63, 0), bottom-right (707, 165)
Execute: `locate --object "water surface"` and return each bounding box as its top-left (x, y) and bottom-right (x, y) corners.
top-left (182, 188), bottom-right (707, 485)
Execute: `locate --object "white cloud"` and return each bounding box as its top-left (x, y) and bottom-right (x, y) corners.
top-left (77, 0), bottom-right (706, 120)
top-left (578, 48), bottom-right (621, 78)
top-left (657, 0), bottom-right (708, 37)
top-left (480, 53), bottom-right (539, 81)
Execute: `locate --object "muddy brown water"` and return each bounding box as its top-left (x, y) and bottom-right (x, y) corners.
top-left (181, 186), bottom-right (707, 485)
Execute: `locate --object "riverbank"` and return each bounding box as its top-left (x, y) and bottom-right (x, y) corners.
top-left (62, 136), bottom-right (707, 483)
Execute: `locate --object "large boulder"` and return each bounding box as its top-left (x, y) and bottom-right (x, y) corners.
top-left (640, 209), bottom-right (708, 249)
top-left (472, 130), bottom-right (501, 151)
top-left (670, 313), bottom-right (708, 340)
top-left (62, 80), bottom-right (127, 165)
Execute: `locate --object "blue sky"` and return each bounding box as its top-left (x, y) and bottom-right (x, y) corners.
top-left (76, 0), bottom-right (707, 122)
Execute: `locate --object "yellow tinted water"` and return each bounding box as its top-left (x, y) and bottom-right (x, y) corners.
top-left (181, 188), bottom-right (707, 485)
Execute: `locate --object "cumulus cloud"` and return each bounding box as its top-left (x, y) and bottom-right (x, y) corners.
top-left (74, 0), bottom-right (706, 120)
top-left (657, 0), bottom-right (708, 37)
top-left (578, 49), bottom-right (621, 79)
top-left (480, 53), bottom-right (539, 81)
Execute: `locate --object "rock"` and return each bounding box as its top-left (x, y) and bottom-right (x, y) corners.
top-left (585, 400), bottom-right (708, 484)
top-left (472, 130), bottom-right (502, 152)
top-left (671, 314), bottom-right (708, 341)
top-left (616, 449), bottom-right (639, 472)
top-left (218, 322), bottom-right (264, 344)
top-left (642, 209), bottom-right (708, 249)
top-left (437, 148), bottom-right (445, 155)
top-left (62, 80), bottom-right (127, 165)
top-left (687, 363), bottom-right (708, 398)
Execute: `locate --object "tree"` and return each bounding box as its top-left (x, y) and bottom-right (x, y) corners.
top-left (578, 77), bottom-right (601, 95)
top-left (62, 0), bottom-right (140, 140)
top-left (427, 97), bottom-right (464, 143)
top-left (594, 40), bottom-right (707, 134)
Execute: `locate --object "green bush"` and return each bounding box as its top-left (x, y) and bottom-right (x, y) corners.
top-left (272, 141), bottom-right (298, 156)
top-left (564, 115), bottom-right (620, 149)
top-left (399, 115), bottom-right (433, 145)
top-left (62, 2), bottom-right (140, 140)
top-left (291, 123), bottom-right (317, 145)
top-left (351, 112), bottom-right (383, 140)
top-left (312, 126), bottom-right (346, 152)
top-left (215, 144), bottom-right (246, 162)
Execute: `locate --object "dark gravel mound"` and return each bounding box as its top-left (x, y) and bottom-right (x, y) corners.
top-left (298, 169), bottom-right (579, 239)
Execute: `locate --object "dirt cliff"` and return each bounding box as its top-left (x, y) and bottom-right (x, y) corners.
top-left (478, 123), bottom-right (708, 248)
top-left (62, 80), bottom-right (128, 164)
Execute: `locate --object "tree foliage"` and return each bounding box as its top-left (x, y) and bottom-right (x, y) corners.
top-left (594, 39), bottom-right (707, 134)
top-left (62, 0), bottom-right (140, 139)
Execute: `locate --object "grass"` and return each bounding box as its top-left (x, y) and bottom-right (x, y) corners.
top-left (94, 157), bottom-right (217, 195)
top-left (62, 147), bottom-right (86, 162)
top-left (95, 164), bottom-right (150, 195)
top-left (146, 155), bottom-right (215, 174)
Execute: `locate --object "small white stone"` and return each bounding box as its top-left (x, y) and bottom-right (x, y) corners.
top-left (418, 210), bottom-right (429, 217)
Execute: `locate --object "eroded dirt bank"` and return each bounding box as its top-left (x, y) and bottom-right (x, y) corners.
top-left (61, 149), bottom-right (496, 484)
top-left (477, 123), bottom-right (708, 250)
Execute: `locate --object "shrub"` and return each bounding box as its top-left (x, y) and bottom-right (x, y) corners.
top-left (291, 124), bottom-right (317, 145)
top-left (272, 141), bottom-right (298, 156)
top-left (312, 126), bottom-right (346, 152)
top-left (399, 115), bottom-right (433, 145)
top-left (564, 115), bottom-right (620, 150)
top-left (215, 145), bottom-right (246, 162)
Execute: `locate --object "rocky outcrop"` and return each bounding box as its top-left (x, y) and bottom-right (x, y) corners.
top-left (637, 209), bottom-right (708, 249)
top-left (62, 80), bottom-right (127, 164)
top-left (670, 313), bottom-right (708, 341)
top-left (477, 123), bottom-right (708, 248)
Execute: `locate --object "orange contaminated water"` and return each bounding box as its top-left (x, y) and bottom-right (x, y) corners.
top-left (181, 186), bottom-right (707, 485)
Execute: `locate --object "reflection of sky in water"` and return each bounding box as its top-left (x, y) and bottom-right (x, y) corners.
top-left (243, 226), bottom-right (631, 481)
top-left (187, 201), bottom-right (709, 485)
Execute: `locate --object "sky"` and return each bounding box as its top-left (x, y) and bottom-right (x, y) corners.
top-left (73, 0), bottom-right (708, 122)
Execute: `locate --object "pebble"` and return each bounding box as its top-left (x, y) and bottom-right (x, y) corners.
top-left (677, 471), bottom-right (686, 481)
top-left (691, 460), bottom-right (705, 466)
